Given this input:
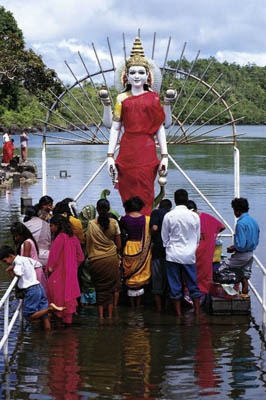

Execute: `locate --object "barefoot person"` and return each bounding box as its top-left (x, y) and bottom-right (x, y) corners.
top-left (0, 246), bottom-right (64, 330)
top-left (224, 197), bottom-right (259, 296)
top-left (86, 199), bottom-right (121, 319)
top-left (162, 189), bottom-right (202, 316)
top-left (46, 215), bottom-right (84, 325)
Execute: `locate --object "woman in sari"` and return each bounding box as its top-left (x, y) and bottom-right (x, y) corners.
top-left (53, 198), bottom-right (85, 245)
top-left (46, 214), bottom-right (84, 325)
top-left (187, 200), bottom-right (225, 295)
top-left (120, 196), bottom-right (152, 308)
top-left (86, 199), bottom-right (121, 319)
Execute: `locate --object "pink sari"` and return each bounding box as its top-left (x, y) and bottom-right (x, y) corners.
top-left (21, 238), bottom-right (48, 294)
top-left (46, 233), bottom-right (84, 323)
top-left (196, 213), bottom-right (224, 294)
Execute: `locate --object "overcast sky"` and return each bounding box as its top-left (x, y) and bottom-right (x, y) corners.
top-left (1, 0), bottom-right (266, 83)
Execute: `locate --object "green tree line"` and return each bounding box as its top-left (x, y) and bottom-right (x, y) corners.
top-left (0, 5), bottom-right (265, 131)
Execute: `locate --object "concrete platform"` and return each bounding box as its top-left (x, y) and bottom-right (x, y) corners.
top-left (211, 295), bottom-right (251, 315)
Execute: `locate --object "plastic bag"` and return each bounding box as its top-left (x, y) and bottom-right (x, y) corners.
top-left (213, 266), bottom-right (243, 284)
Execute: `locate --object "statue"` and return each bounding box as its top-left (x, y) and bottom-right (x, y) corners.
top-left (100, 37), bottom-right (176, 215)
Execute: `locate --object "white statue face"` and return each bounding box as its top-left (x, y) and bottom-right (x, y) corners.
top-left (127, 66), bottom-right (148, 88)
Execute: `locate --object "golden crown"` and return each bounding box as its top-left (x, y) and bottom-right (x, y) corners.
top-left (126, 37), bottom-right (149, 70)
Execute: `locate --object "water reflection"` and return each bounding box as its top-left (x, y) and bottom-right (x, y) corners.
top-left (194, 324), bottom-right (222, 396)
top-left (47, 330), bottom-right (82, 399)
top-left (1, 310), bottom-right (266, 399)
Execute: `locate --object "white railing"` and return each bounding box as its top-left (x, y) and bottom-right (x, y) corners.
top-left (249, 255), bottom-right (266, 323)
top-left (0, 277), bottom-right (23, 357)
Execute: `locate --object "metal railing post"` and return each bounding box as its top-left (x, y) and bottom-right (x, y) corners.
top-left (42, 134), bottom-right (47, 196)
top-left (3, 298), bottom-right (9, 356)
top-left (234, 146), bottom-right (240, 198)
top-left (263, 274), bottom-right (266, 324)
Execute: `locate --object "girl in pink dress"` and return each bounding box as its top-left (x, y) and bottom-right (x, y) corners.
top-left (10, 222), bottom-right (48, 293)
top-left (46, 214), bottom-right (84, 325)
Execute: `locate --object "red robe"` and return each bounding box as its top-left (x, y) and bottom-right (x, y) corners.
top-left (115, 91), bottom-right (165, 215)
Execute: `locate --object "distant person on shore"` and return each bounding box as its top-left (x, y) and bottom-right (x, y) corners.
top-left (223, 197), bottom-right (259, 296)
top-left (187, 200), bottom-right (225, 297)
top-left (20, 129), bottom-right (29, 162)
top-left (2, 138), bottom-right (15, 164)
top-left (161, 189), bottom-right (201, 316)
top-left (46, 214), bottom-right (84, 325)
top-left (150, 198), bottom-right (172, 312)
top-left (2, 132), bottom-right (10, 144)
top-left (37, 195), bottom-right (54, 223)
top-left (0, 245), bottom-right (65, 330)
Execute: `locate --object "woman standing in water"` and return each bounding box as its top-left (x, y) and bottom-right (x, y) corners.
top-left (46, 214), bottom-right (84, 325)
top-left (120, 196), bottom-right (152, 308)
top-left (86, 199), bottom-right (121, 319)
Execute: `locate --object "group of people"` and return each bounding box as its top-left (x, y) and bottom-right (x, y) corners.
top-left (1, 129), bottom-right (29, 164)
top-left (0, 188), bottom-right (260, 328)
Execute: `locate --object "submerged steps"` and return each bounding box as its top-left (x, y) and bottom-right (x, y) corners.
top-left (211, 296), bottom-right (251, 315)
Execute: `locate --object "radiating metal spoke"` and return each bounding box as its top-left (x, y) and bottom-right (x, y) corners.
top-left (161, 36), bottom-right (171, 78)
top-left (92, 42), bottom-right (114, 107)
top-left (64, 60), bottom-right (110, 141)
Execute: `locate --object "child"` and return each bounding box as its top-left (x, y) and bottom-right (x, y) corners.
top-left (0, 246), bottom-right (64, 330)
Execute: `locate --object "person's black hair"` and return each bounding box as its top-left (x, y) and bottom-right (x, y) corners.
top-left (53, 198), bottom-right (78, 218)
top-left (231, 197), bottom-right (249, 213)
top-left (0, 246), bottom-right (15, 260)
top-left (159, 199), bottom-right (172, 210)
top-left (108, 212), bottom-right (119, 222)
top-left (10, 222), bottom-right (39, 255)
top-left (123, 196), bottom-right (145, 213)
top-left (50, 214), bottom-right (73, 238)
top-left (53, 201), bottom-right (65, 216)
top-left (174, 189), bottom-right (189, 206)
top-left (97, 199), bottom-right (110, 231)
top-left (38, 195), bottom-right (53, 208)
top-left (187, 200), bottom-right (197, 211)
top-left (11, 139), bottom-right (14, 143)
top-left (23, 205), bottom-right (38, 222)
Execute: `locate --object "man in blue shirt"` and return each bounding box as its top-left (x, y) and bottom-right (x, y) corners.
top-left (226, 198), bottom-right (259, 296)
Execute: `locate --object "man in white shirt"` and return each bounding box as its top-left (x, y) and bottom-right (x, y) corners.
top-left (161, 189), bottom-right (201, 316)
top-left (20, 129), bottom-right (29, 161)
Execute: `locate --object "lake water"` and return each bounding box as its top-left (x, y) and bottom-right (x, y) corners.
top-left (0, 125), bottom-right (266, 399)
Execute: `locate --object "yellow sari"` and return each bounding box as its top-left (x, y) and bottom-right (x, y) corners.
top-left (123, 216), bottom-right (152, 289)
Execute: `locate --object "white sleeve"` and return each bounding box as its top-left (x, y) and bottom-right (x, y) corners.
top-left (161, 215), bottom-right (169, 247)
top-left (13, 260), bottom-right (23, 277)
top-left (196, 216), bottom-right (201, 245)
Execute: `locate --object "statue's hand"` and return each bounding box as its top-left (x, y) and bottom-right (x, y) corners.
top-left (158, 157), bottom-right (168, 177)
top-left (164, 85), bottom-right (177, 103)
top-left (99, 85), bottom-right (111, 106)
top-left (108, 157), bottom-right (118, 186)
